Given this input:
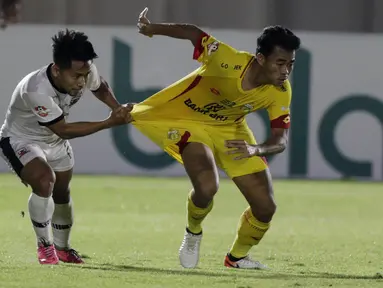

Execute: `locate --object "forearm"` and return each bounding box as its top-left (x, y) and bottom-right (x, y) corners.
top-left (57, 121), bottom-right (110, 140)
top-left (149, 23), bottom-right (203, 44)
top-left (255, 137), bottom-right (287, 156)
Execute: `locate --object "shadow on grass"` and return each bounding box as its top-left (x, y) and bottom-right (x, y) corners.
top-left (69, 263), bottom-right (383, 281)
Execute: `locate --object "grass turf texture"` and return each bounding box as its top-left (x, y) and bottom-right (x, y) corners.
top-left (0, 174), bottom-right (382, 287)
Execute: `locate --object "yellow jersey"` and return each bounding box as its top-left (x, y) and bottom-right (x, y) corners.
top-left (132, 33), bottom-right (291, 129)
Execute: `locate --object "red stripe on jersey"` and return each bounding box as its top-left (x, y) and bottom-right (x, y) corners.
top-left (176, 131), bottom-right (191, 154)
top-left (270, 114), bottom-right (291, 129)
top-left (193, 32), bottom-right (210, 60)
top-left (169, 76), bottom-right (202, 102)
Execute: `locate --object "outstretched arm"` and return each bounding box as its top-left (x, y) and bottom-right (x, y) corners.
top-left (137, 7), bottom-right (204, 48)
top-left (22, 92), bottom-right (132, 140)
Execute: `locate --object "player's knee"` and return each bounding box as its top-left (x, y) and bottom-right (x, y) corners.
top-left (251, 201), bottom-right (277, 223)
top-left (195, 177), bottom-right (219, 199)
top-left (20, 158), bottom-right (56, 197)
top-left (32, 170), bottom-right (56, 198)
top-left (192, 177), bottom-right (219, 208)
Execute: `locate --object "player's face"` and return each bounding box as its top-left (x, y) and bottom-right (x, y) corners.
top-left (262, 47), bottom-right (295, 86)
top-left (55, 61), bottom-right (92, 96)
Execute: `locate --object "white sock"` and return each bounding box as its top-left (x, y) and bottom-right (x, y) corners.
top-left (52, 197), bottom-right (74, 249)
top-left (28, 193), bottom-right (55, 245)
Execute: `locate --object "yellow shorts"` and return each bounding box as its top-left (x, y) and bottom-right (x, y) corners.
top-left (133, 120), bottom-right (268, 178)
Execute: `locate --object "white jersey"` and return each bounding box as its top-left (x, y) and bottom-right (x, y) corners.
top-left (0, 64), bottom-right (101, 144)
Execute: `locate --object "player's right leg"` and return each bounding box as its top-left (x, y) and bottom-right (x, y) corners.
top-left (178, 142), bottom-right (219, 268)
top-left (0, 137), bottom-right (58, 265)
top-left (213, 123), bottom-right (271, 269)
top-left (224, 169), bottom-right (273, 270)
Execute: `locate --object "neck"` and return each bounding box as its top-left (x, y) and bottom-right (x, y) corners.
top-left (246, 60), bottom-right (271, 87)
top-left (47, 64), bottom-right (67, 94)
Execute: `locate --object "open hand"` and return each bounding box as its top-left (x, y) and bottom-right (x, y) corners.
top-left (225, 140), bottom-right (259, 160)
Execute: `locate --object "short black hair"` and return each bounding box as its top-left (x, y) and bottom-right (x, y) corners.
top-left (256, 25), bottom-right (301, 57)
top-left (52, 29), bottom-right (98, 69)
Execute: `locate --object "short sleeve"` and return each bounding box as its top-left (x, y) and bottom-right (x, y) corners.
top-left (267, 81), bottom-right (292, 129)
top-left (192, 33), bottom-right (240, 64)
top-left (21, 92), bottom-right (64, 126)
top-left (87, 63), bottom-right (101, 92)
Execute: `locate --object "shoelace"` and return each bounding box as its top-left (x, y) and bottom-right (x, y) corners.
top-left (43, 245), bottom-right (55, 258)
top-left (184, 235), bottom-right (200, 253)
top-left (241, 256), bottom-right (263, 267)
top-left (67, 249), bottom-right (81, 259)
top-left (241, 256), bottom-right (253, 264)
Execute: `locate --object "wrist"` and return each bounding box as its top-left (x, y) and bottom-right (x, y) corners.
top-left (102, 118), bottom-right (113, 129)
top-left (253, 145), bottom-right (265, 156)
top-left (147, 23), bottom-right (158, 35)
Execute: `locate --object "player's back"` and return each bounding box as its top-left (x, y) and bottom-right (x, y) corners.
top-left (132, 33), bottom-right (290, 126)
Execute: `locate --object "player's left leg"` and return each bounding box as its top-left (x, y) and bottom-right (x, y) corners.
top-left (47, 140), bottom-right (83, 264)
top-left (225, 168), bottom-right (275, 269)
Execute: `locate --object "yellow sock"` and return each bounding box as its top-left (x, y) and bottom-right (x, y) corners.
top-left (229, 207), bottom-right (270, 259)
top-left (186, 192), bottom-right (213, 234)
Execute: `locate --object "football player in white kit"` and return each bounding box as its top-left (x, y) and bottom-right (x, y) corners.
top-left (0, 29), bottom-right (132, 265)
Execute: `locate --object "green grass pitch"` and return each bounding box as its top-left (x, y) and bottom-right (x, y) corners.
top-left (0, 173), bottom-right (382, 287)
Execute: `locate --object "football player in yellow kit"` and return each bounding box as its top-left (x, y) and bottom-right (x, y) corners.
top-left (133, 7), bottom-right (300, 269)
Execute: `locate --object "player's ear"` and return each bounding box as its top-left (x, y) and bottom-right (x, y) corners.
top-left (51, 64), bottom-right (60, 77)
top-left (256, 53), bottom-right (266, 67)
